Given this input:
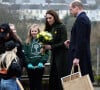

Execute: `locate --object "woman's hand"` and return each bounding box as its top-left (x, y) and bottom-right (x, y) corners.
top-left (44, 45), bottom-right (51, 50)
top-left (64, 40), bottom-right (70, 48)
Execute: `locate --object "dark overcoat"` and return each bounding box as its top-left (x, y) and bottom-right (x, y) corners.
top-left (49, 23), bottom-right (68, 90)
top-left (67, 12), bottom-right (94, 82)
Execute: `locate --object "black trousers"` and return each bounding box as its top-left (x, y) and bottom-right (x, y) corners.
top-left (27, 68), bottom-right (44, 90)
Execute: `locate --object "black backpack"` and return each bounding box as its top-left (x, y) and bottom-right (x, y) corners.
top-left (7, 57), bottom-right (22, 77)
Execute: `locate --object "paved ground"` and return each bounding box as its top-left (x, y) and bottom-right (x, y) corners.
top-left (94, 86), bottom-right (100, 90)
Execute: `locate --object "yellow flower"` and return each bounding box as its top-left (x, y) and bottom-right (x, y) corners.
top-left (37, 31), bottom-right (52, 44)
top-left (37, 34), bottom-right (39, 38)
top-left (55, 31), bottom-right (57, 34)
top-left (45, 36), bottom-right (48, 40)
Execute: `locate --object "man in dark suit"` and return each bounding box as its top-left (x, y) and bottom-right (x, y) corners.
top-left (65, 0), bottom-right (94, 82)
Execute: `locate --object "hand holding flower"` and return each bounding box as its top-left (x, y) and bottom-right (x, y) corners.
top-left (64, 40), bottom-right (70, 48)
top-left (44, 45), bottom-right (51, 50)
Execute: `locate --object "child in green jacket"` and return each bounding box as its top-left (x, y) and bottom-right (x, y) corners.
top-left (24, 24), bottom-right (49, 90)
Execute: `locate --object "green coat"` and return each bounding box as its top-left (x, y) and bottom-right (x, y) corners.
top-left (24, 39), bottom-right (49, 66)
top-left (48, 23), bottom-right (68, 90)
top-left (50, 23), bottom-right (68, 77)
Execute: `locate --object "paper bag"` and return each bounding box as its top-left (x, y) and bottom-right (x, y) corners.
top-left (61, 65), bottom-right (94, 90)
top-left (61, 72), bottom-right (81, 82)
top-left (61, 74), bottom-right (94, 90)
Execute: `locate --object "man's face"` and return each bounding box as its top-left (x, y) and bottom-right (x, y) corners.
top-left (69, 4), bottom-right (78, 17)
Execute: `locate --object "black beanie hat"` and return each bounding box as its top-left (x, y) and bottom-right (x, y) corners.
top-left (0, 23), bottom-right (10, 34)
top-left (5, 40), bottom-right (16, 51)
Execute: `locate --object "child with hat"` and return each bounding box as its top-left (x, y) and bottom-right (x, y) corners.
top-left (0, 40), bottom-right (22, 90)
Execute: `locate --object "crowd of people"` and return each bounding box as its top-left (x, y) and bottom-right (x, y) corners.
top-left (0, 0), bottom-right (94, 90)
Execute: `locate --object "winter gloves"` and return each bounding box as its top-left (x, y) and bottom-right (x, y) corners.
top-left (37, 62), bottom-right (44, 68)
top-left (27, 63), bottom-right (34, 69)
top-left (27, 63), bottom-right (44, 69)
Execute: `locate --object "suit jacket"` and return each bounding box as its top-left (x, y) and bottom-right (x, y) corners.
top-left (67, 12), bottom-right (94, 82)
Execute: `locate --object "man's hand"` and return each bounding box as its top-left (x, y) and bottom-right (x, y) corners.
top-left (73, 58), bottom-right (79, 65)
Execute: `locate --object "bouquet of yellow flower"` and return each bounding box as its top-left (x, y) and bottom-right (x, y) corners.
top-left (37, 31), bottom-right (52, 44)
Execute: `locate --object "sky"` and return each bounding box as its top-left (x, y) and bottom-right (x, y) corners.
top-left (16, 0), bottom-right (45, 4)
top-left (1, 0), bottom-right (97, 5)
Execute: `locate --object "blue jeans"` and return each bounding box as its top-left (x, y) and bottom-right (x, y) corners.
top-left (0, 78), bottom-right (20, 90)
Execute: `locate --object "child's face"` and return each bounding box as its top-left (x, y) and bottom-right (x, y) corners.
top-left (30, 27), bottom-right (39, 38)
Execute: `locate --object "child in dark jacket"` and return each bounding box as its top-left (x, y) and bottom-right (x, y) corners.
top-left (0, 40), bottom-right (22, 90)
top-left (24, 24), bottom-right (49, 90)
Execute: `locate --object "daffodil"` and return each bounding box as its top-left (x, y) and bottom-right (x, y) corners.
top-left (37, 31), bottom-right (52, 44)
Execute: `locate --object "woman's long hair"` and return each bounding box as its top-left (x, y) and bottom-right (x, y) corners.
top-left (45, 9), bottom-right (62, 32)
top-left (7, 25), bottom-right (22, 45)
top-left (25, 24), bottom-right (40, 44)
top-left (0, 47), bottom-right (17, 70)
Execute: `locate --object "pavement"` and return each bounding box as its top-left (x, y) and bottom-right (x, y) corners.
top-left (94, 86), bottom-right (100, 90)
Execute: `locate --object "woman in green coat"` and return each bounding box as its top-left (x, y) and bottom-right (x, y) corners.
top-left (44, 10), bottom-right (68, 90)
